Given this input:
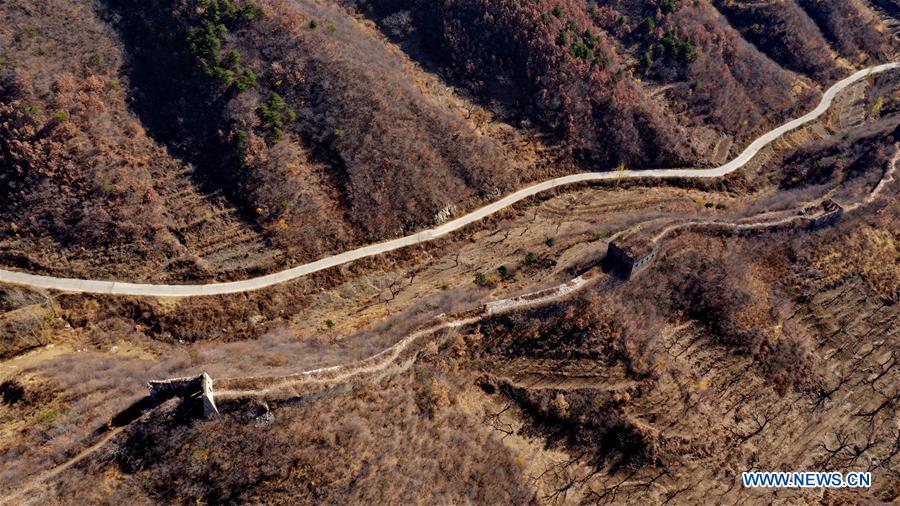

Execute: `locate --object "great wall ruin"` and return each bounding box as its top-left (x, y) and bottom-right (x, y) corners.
top-left (604, 198), bottom-right (846, 279)
top-left (157, 193), bottom-right (867, 415)
top-left (154, 145), bottom-right (895, 415)
top-left (3, 75), bottom-right (898, 505)
top-left (148, 373), bottom-right (219, 419)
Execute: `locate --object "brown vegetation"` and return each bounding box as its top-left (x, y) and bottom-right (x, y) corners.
top-left (1, 0), bottom-right (896, 278)
top-left (343, 0), bottom-right (896, 169)
top-left (791, 213), bottom-right (900, 303)
top-left (659, 247), bottom-right (817, 392)
top-left (463, 208), bottom-right (898, 502)
top-left (780, 121), bottom-right (896, 189)
top-left (49, 369), bottom-right (536, 504)
top-left (713, 0), bottom-right (844, 82)
top-left (797, 0), bottom-right (894, 65)
top-left (0, 0), bottom-right (183, 271)
top-left (101, 0), bottom-right (521, 255)
top-left (0, 352), bottom-right (178, 491)
top-left (349, 0), bottom-right (696, 168)
top-left (6, 194), bottom-right (899, 504)
top-left (1, 2), bottom-right (899, 503)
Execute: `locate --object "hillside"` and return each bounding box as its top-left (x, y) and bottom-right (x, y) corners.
top-left (1, 79), bottom-right (898, 500)
top-left (0, 6), bottom-right (899, 503)
top-left (5, 201), bottom-right (899, 504)
top-left (1, 0), bottom-right (896, 280)
top-left (345, 0), bottom-right (894, 164)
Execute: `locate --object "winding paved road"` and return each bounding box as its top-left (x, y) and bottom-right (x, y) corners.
top-left (1, 62), bottom-right (897, 297)
top-left (2, 144), bottom-right (897, 503)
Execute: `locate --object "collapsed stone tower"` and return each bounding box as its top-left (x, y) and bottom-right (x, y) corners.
top-left (604, 223), bottom-right (661, 280)
top-left (809, 199), bottom-right (843, 228)
top-left (148, 372), bottom-right (219, 418)
top-left (606, 241), bottom-right (659, 279)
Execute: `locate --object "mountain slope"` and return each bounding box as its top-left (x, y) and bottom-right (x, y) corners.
top-left (0, 0), bottom-right (896, 278)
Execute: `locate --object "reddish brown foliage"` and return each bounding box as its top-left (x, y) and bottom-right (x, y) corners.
top-left (797, 0), bottom-right (894, 64)
top-left (713, 0), bottom-right (843, 82)
top-left (353, 0), bottom-right (695, 168)
top-left (242, 0), bottom-right (513, 241)
top-left (69, 371), bottom-right (536, 504)
top-left (0, 1), bottom-right (180, 262)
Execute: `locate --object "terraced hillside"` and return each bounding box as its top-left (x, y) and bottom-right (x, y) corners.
top-left (1, 144), bottom-right (897, 505)
top-left (7, 196), bottom-right (897, 504)
top-left (1, 0), bottom-right (897, 281)
top-left (0, 6), bottom-right (898, 503)
top-left (344, 0), bottom-right (897, 164)
top-left (0, 0), bottom-right (286, 281)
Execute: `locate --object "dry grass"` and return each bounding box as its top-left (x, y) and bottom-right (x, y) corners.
top-left (806, 225), bottom-right (900, 302)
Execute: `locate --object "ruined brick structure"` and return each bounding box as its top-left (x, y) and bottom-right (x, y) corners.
top-left (148, 372), bottom-right (219, 418)
top-left (605, 241), bottom-right (659, 279)
top-left (808, 199), bottom-right (843, 228)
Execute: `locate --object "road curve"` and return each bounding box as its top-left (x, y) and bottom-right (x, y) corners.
top-left (1, 62), bottom-right (897, 297)
top-left (4, 147), bottom-right (894, 504)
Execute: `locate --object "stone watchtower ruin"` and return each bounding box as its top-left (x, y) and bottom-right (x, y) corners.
top-left (808, 199), bottom-right (843, 229)
top-left (604, 228), bottom-right (660, 280)
top-left (148, 372), bottom-right (219, 418)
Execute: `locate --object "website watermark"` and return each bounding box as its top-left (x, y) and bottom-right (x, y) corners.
top-left (742, 471), bottom-right (871, 489)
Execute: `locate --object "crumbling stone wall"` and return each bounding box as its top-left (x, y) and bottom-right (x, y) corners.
top-left (606, 199), bottom-right (844, 280)
top-left (148, 372), bottom-right (219, 418)
top-left (606, 242), bottom-right (658, 279)
top-left (808, 199), bottom-right (843, 229)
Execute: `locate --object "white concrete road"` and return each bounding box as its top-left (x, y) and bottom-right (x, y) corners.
top-left (1, 62), bottom-right (897, 297)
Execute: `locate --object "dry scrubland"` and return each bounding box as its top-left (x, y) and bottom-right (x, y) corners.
top-left (1, 118), bottom-right (898, 503)
top-left (4, 199), bottom-right (897, 504)
top-left (0, 0), bottom-right (896, 279)
top-left (1, 0), bottom-right (899, 504)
